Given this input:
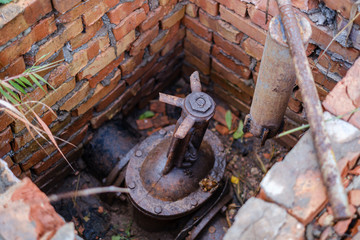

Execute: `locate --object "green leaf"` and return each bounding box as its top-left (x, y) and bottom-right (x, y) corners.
top-left (0, 0), bottom-right (13, 4)
top-left (29, 74), bottom-right (45, 92)
top-left (9, 80), bottom-right (26, 94)
top-left (225, 110), bottom-right (232, 130)
top-left (3, 85), bottom-right (20, 102)
top-left (138, 110), bottom-right (155, 120)
top-left (0, 86), bottom-right (19, 105)
top-left (111, 235), bottom-right (121, 240)
top-left (33, 73), bottom-right (55, 90)
top-left (233, 120), bottom-right (244, 140)
top-left (19, 76), bottom-right (33, 87)
top-left (14, 78), bottom-right (27, 88)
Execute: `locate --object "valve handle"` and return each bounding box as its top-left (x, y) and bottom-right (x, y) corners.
top-left (159, 71), bottom-right (203, 139)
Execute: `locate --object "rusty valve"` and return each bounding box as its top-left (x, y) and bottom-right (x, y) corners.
top-left (159, 71), bottom-right (215, 174)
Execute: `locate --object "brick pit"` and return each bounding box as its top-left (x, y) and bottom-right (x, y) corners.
top-left (0, 0), bottom-right (360, 238)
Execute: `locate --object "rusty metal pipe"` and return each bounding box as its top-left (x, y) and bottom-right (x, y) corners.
top-left (276, 0), bottom-right (351, 220)
top-left (244, 14), bottom-right (311, 144)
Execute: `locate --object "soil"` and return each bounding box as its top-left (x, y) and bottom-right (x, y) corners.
top-left (49, 79), bottom-right (289, 240)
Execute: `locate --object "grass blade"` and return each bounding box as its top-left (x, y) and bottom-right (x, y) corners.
top-left (28, 74), bottom-right (45, 92)
top-left (19, 76), bottom-right (33, 87)
top-left (33, 72), bottom-right (55, 90)
top-left (9, 80), bottom-right (26, 94)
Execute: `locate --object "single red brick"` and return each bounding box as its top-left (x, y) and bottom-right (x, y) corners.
top-left (191, 0), bottom-right (218, 16)
top-left (130, 25), bottom-right (159, 56)
top-left (212, 45), bottom-right (251, 79)
top-left (288, 97), bottom-right (303, 113)
top-left (136, 119), bottom-right (153, 130)
top-left (120, 51), bottom-right (145, 76)
top-left (70, 19), bottom-right (103, 49)
top-left (0, 112), bottom-right (14, 132)
top-left (213, 33), bottom-right (251, 66)
top-left (0, 57), bottom-right (26, 79)
top-left (199, 9), bottom-right (242, 43)
top-left (82, 1), bottom-right (107, 26)
top-left (89, 54), bottom-right (124, 88)
top-left (150, 100), bottom-right (166, 113)
top-left (107, 0), bottom-right (144, 25)
top-left (215, 124), bottom-right (229, 135)
top-left (47, 63), bottom-right (71, 88)
top-left (60, 82), bottom-right (91, 111)
top-left (186, 29), bottom-right (211, 54)
top-left (10, 164), bottom-right (22, 177)
top-left (112, 8), bottom-right (147, 41)
top-left (139, 7), bottom-right (165, 32)
top-left (215, 0), bottom-right (246, 17)
top-left (183, 15), bottom-right (212, 41)
top-left (162, 5), bottom-right (185, 29)
top-left (78, 47), bottom-right (117, 80)
top-left (186, 3), bottom-right (198, 17)
top-left (3, 155), bottom-right (14, 168)
top-left (22, 0), bottom-right (52, 27)
top-left (32, 15), bottom-right (58, 42)
top-left (242, 37), bottom-right (264, 61)
top-left (53, 0), bottom-right (81, 14)
top-left (247, 4), bottom-right (271, 30)
top-left (95, 81), bottom-right (126, 112)
top-left (220, 5), bottom-right (267, 45)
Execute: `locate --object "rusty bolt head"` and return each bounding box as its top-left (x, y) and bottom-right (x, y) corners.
top-left (190, 198), bottom-right (198, 207)
top-left (188, 92), bottom-right (212, 113)
top-left (128, 182), bottom-right (136, 189)
top-left (135, 150), bottom-right (142, 157)
top-left (154, 206), bottom-right (162, 214)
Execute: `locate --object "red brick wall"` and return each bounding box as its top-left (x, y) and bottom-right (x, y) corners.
top-left (181, 0), bottom-right (359, 147)
top-left (0, 0), bottom-right (358, 188)
top-left (0, 0), bottom-right (185, 188)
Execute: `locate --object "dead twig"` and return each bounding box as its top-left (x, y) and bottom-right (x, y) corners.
top-left (48, 186), bottom-right (130, 202)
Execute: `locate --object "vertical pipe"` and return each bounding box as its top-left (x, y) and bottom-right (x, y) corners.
top-left (244, 14), bottom-right (311, 144)
top-left (276, 0), bottom-right (351, 220)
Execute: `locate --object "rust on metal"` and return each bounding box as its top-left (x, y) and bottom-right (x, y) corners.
top-left (275, 0), bottom-right (351, 220)
top-left (125, 71), bottom-right (226, 230)
top-left (244, 13), bottom-right (311, 145)
top-left (160, 71), bottom-right (216, 174)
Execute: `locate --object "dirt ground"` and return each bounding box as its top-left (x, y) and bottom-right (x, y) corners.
top-left (50, 79), bottom-right (289, 240)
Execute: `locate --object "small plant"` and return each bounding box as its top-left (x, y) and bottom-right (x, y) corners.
top-left (111, 221), bottom-right (133, 240)
top-left (138, 110), bottom-right (155, 120)
top-left (0, 58), bottom-right (75, 170)
top-left (224, 110), bottom-right (244, 140)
